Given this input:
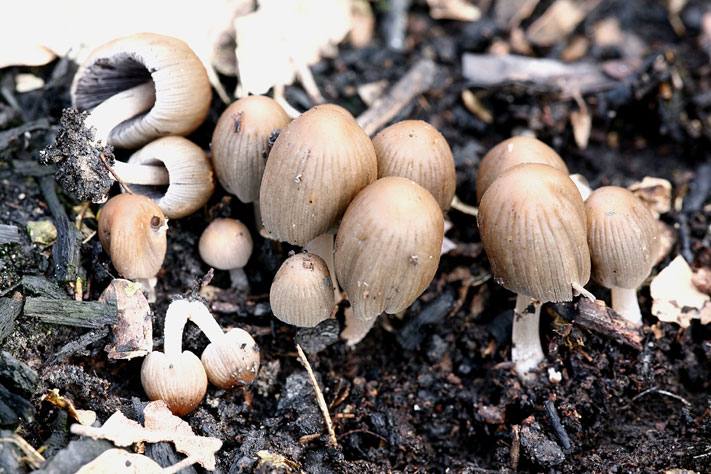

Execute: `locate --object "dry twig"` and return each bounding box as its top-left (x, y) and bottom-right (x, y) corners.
top-left (295, 343), bottom-right (338, 448)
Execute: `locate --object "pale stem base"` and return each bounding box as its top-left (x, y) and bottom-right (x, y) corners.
top-left (611, 286), bottom-right (642, 327)
top-left (136, 277), bottom-right (157, 304)
top-left (341, 307), bottom-right (378, 346)
top-left (512, 293), bottom-right (544, 379)
top-left (229, 267), bottom-right (250, 292)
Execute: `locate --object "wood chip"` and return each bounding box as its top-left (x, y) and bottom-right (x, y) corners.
top-left (99, 279), bottom-right (153, 360)
top-left (526, 0), bottom-right (601, 47)
top-left (23, 297), bottom-right (117, 328)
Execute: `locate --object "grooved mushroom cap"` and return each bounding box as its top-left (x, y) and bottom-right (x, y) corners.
top-left (71, 32), bottom-right (211, 149)
top-left (201, 328), bottom-right (260, 389)
top-left (198, 218), bottom-right (253, 271)
top-left (372, 120), bottom-right (456, 210)
top-left (334, 177), bottom-right (444, 321)
top-left (126, 136), bottom-right (215, 218)
top-left (141, 350), bottom-right (207, 416)
top-left (585, 186), bottom-right (660, 289)
top-left (211, 96), bottom-right (291, 203)
top-left (477, 163), bottom-right (590, 303)
top-left (476, 136), bottom-right (569, 202)
top-left (98, 193), bottom-right (167, 280)
top-left (270, 252), bottom-right (335, 327)
top-left (259, 106), bottom-right (377, 246)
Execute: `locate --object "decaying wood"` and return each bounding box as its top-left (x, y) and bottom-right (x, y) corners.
top-left (356, 58), bottom-right (437, 136)
top-left (44, 328), bottom-right (110, 367)
top-left (20, 274), bottom-right (67, 299)
top-left (0, 292), bottom-right (23, 342)
top-left (24, 297), bottom-right (117, 328)
top-left (552, 298), bottom-right (644, 350)
top-left (0, 225), bottom-right (20, 245)
top-left (99, 279), bottom-right (153, 360)
top-left (0, 118), bottom-right (49, 151)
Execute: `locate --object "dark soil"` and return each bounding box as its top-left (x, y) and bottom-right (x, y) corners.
top-left (2, 1), bottom-right (711, 473)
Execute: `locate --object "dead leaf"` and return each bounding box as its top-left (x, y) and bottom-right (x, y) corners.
top-left (650, 255), bottom-right (711, 327)
top-left (42, 389), bottom-right (97, 426)
top-left (70, 400), bottom-right (222, 470)
top-left (526, 0), bottom-right (601, 47)
top-left (570, 107), bottom-right (591, 149)
top-left (628, 176), bottom-right (672, 218)
top-left (426, 0), bottom-right (481, 21)
top-left (257, 450), bottom-right (300, 470)
top-left (76, 449), bottom-right (163, 473)
top-left (100, 279), bottom-right (153, 360)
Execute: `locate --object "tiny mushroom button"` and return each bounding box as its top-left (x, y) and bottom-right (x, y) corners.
top-left (585, 186), bottom-right (660, 326)
top-left (199, 218), bottom-right (253, 291)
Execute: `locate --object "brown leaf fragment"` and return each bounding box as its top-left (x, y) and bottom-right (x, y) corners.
top-left (100, 279), bottom-right (152, 360)
top-left (526, 0), bottom-right (601, 47)
top-left (76, 449), bottom-right (163, 473)
top-left (426, 0), bottom-right (481, 21)
top-left (627, 177), bottom-right (672, 218)
top-left (651, 255), bottom-right (711, 327)
top-left (42, 389), bottom-right (97, 426)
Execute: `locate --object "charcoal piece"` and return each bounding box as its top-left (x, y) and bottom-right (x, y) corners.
top-left (23, 297), bottom-right (117, 328)
top-left (20, 275), bottom-right (67, 299)
top-left (396, 292), bottom-right (455, 351)
top-left (295, 319), bottom-right (340, 354)
top-left (0, 295), bottom-right (22, 342)
top-left (519, 421), bottom-right (565, 467)
top-left (33, 438), bottom-right (114, 474)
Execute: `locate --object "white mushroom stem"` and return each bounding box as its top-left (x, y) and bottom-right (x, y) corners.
top-left (182, 299), bottom-right (226, 344)
top-left (83, 81), bottom-right (169, 186)
top-left (341, 307), bottom-right (378, 346)
top-left (229, 268), bottom-right (249, 292)
top-left (163, 299), bottom-right (192, 359)
top-left (304, 233), bottom-right (342, 304)
top-left (135, 277), bottom-right (158, 304)
top-left (511, 294), bottom-right (544, 379)
top-left (610, 287), bottom-right (642, 326)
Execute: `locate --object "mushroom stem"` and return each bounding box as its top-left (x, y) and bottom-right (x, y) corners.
top-left (163, 299), bottom-right (192, 359)
top-left (229, 268), bottom-right (249, 292)
top-left (135, 277), bottom-right (158, 304)
top-left (112, 160), bottom-right (170, 186)
top-left (304, 233), bottom-right (342, 304)
top-left (85, 82), bottom-right (156, 143)
top-left (182, 300), bottom-right (226, 344)
top-left (511, 294), bottom-right (545, 378)
top-left (341, 307), bottom-right (378, 346)
top-left (253, 200), bottom-right (270, 239)
top-left (610, 287), bottom-right (642, 326)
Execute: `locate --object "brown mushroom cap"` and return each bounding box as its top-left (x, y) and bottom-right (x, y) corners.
top-left (201, 328), bottom-right (260, 389)
top-left (259, 106), bottom-right (377, 246)
top-left (269, 252), bottom-right (335, 327)
top-left (98, 193), bottom-right (167, 280)
top-left (126, 136), bottom-right (215, 218)
top-left (477, 163), bottom-right (590, 303)
top-left (198, 218), bottom-right (253, 271)
top-left (334, 177), bottom-right (444, 320)
top-left (372, 120), bottom-right (456, 210)
top-left (211, 96), bottom-right (291, 203)
top-left (585, 186), bottom-right (660, 289)
top-left (476, 136), bottom-right (569, 202)
top-left (71, 32), bottom-right (211, 149)
top-left (141, 350), bottom-right (207, 416)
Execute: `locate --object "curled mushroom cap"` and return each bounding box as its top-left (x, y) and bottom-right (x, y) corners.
top-left (211, 96), bottom-right (291, 203)
top-left (201, 328), bottom-right (261, 389)
top-left (71, 32), bottom-right (211, 149)
top-left (198, 218), bottom-right (253, 271)
top-left (586, 186), bottom-right (660, 289)
top-left (334, 177), bottom-right (444, 321)
top-left (270, 252), bottom-right (335, 327)
top-left (476, 136), bottom-right (568, 202)
top-left (372, 120), bottom-right (456, 210)
top-left (260, 106), bottom-right (377, 246)
top-left (126, 136), bottom-right (215, 218)
top-left (98, 193), bottom-right (167, 280)
top-left (141, 350), bottom-right (207, 416)
top-left (477, 163), bottom-right (590, 303)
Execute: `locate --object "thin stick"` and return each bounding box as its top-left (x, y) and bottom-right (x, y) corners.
top-left (296, 343), bottom-right (338, 448)
top-left (96, 151), bottom-right (133, 194)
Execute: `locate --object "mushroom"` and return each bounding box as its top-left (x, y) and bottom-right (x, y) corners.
top-left (476, 136), bottom-right (569, 203)
top-left (259, 105), bottom-right (377, 246)
top-left (141, 299), bottom-right (208, 416)
top-left (98, 193), bottom-right (167, 301)
top-left (198, 218), bottom-right (253, 291)
top-left (211, 95), bottom-right (291, 204)
top-left (477, 163), bottom-right (591, 378)
top-left (585, 186), bottom-right (660, 326)
top-left (372, 120), bottom-right (456, 211)
top-left (125, 136), bottom-right (215, 219)
top-left (334, 177), bottom-right (444, 325)
top-left (41, 33), bottom-right (212, 203)
top-left (167, 299), bottom-right (260, 390)
top-left (270, 252), bottom-right (335, 327)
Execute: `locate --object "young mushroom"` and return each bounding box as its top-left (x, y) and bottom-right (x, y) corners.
top-left (141, 299), bottom-right (208, 416)
top-left (270, 252), bottom-right (335, 327)
top-left (476, 136), bottom-right (569, 203)
top-left (477, 163), bottom-right (591, 378)
top-left (372, 120), bottom-right (456, 211)
top-left (198, 218), bottom-right (253, 291)
top-left (585, 186), bottom-right (660, 326)
top-left (334, 177), bottom-right (444, 327)
top-left (98, 193), bottom-right (167, 301)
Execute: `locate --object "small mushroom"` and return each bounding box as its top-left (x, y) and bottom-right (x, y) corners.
top-left (171, 299), bottom-right (260, 390)
top-left (585, 186), bottom-right (660, 326)
top-left (198, 218), bottom-right (253, 291)
top-left (125, 136), bottom-right (215, 219)
top-left (477, 163), bottom-right (591, 378)
top-left (372, 120), bottom-right (456, 210)
top-left (270, 252), bottom-right (335, 327)
top-left (334, 177), bottom-right (444, 323)
top-left (211, 95), bottom-right (291, 204)
top-left (98, 193), bottom-right (167, 300)
top-left (476, 136), bottom-right (569, 203)
top-left (141, 299), bottom-right (208, 416)
top-left (260, 105), bottom-right (377, 246)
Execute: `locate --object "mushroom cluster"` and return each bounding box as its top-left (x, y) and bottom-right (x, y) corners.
top-left (477, 136), bottom-right (660, 378)
top-left (141, 299), bottom-right (260, 416)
